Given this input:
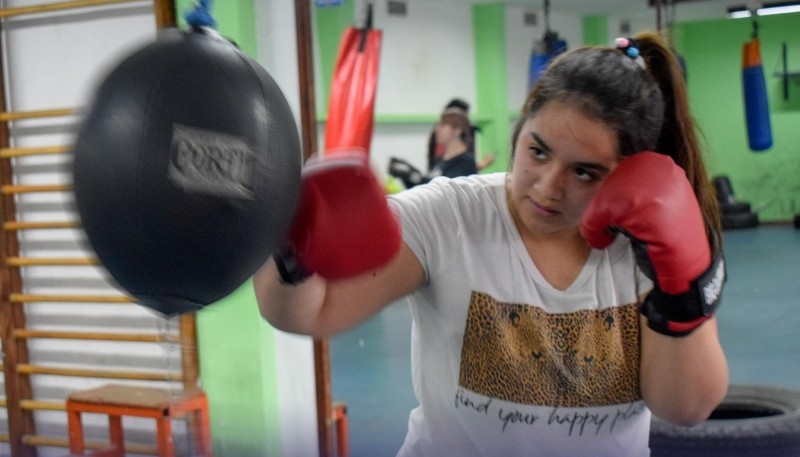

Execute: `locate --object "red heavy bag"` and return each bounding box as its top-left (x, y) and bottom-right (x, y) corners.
top-left (324, 21), bottom-right (382, 153)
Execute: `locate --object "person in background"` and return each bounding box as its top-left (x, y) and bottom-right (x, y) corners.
top-left (257, 32), bottom-right (728, 457)
top-left (388, 98), bottom-right (495, 189)
top-left (426, 98), bottom-right (494, 171)
top-left (389, 106), bottom-right (477, 188)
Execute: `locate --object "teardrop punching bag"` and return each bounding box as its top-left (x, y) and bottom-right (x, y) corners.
top-left (72, 27), bottom-right (301, 315)
top-left (742, 36), bottom-right (773, 151)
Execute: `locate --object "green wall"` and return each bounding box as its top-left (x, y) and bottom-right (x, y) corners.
top-left (582, 15), bottom-right (608, 46)
top-left (473, 4), bottom-right (511, 173)
top-left (674, 14), bottom-right (800, 221)
top-left (174, 1), bottom-right (284, 456)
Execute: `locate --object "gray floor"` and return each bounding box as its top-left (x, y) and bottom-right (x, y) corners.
top-left (330, 223), bottom-right (800, 457)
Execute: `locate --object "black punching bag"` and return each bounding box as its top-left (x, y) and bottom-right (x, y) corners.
top-left (72, 27), bottom-right (301, 315)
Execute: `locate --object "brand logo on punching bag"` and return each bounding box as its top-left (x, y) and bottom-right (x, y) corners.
top-left (168, 124), bottom-right (256, 199)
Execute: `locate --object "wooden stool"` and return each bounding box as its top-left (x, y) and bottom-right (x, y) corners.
top-left (66, 384), bottom-right (212, 457)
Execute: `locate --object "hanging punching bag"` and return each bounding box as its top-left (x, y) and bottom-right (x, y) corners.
top-left (528, 31), bottom-right (568, 90)
top-left (529, 41), bottom-right (550, 89)
top-left (72, 26), bottom-right (301, 315)
top-left (742, 37), bottom-right (772, 151)
top-left (323, 13), bottom-right (382, 153)
top-left (527, 0), bottom-right (567, 90)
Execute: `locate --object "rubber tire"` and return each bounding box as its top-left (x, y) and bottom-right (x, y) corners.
top-left (721, 201), bottom-right (752, 214)
top-left (713, 175), bottom-right (737, 202)
top-left (650, 385), bottom-right (800, 457)
top-left (722, 211), bottom-right (759, 230)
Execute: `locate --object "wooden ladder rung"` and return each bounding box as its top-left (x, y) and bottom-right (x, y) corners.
top-left (13, 329), bottom-right (176, 343)
top-left (6, 257), bottom-right (98, 266)
top-left (6, 257), bottom-right (97, 267)
top-left (10, 293), bottom-right (132, 303)
top-left (4, 220), bottom-right (79, 230)
top-left (16, 364), bottom-right (182, 382)
top-left (0, 108), bottom-right (76, 121)
top-left (0, 145), bottom-right (70, 158)
top-left (0, 0), bottom-right (147, 19)
top-left (22, 434), bottom-right (157, 455)
top-left (20, 399), bottom-right (65, 411)
top-left (1, 183), bottom-right (70, 194)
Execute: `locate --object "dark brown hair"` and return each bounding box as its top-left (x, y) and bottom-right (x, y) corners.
top-left (512, 31), bottom-right (721, 250)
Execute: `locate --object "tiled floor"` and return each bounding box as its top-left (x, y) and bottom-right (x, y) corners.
top-left (330, 223), bottom-right (800, 457)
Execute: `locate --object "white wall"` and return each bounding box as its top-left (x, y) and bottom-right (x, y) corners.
top-left (254, 2), bottom-right (319, 456)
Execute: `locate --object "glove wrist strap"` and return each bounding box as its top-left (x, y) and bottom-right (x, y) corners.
top-left (641, 250), bottom-right (726, 337)
top-left (273, 247), bottom-right (311, 286)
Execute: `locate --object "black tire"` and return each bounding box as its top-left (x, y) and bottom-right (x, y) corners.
top-left (650, 385), bottom-right (800, 457)
top-left (722, 211), bottom-right (759, 230)
top-left (721, 201), bottom-right (752, 214)
top-left (713, 175), bottom-right (736, 203)
top-left (794, 214), bottom-right (800, 229)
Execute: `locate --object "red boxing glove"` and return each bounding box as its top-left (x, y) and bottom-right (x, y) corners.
top-left (275, 151), bottom-right (402, 282)
top-left (580, 152), bottom-right (725, 336)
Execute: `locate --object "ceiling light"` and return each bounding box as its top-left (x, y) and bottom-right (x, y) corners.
top-left (757, 3), bottom-right (800, 14)
top-left (727, 7), bottom-right (752, 18)
top-left (727, 1), bottom-right (800, 18)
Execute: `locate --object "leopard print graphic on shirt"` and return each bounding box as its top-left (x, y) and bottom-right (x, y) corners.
top-left (459, 291), bottom-right (641, 407)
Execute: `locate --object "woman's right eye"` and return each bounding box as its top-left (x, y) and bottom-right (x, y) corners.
top-left (529, 146), bottom-right (547, 160)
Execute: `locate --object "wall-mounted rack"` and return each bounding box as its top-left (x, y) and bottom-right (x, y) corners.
top-left (776, 42), bottom-right (800, 100)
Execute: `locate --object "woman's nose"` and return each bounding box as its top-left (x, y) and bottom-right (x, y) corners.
top-left (536, 165), bottom-right (566, 200)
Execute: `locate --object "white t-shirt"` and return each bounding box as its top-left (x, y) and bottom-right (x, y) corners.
top-left (388, 173), bottom-right (654, 457)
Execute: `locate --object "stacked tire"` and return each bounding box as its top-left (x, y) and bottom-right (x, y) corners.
top-left (713, 176), bottom-right (759, 230)
top-left (650, 385), bottom-right (800, 456)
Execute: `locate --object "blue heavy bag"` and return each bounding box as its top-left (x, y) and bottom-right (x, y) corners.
top-left (528, 32), bottom-right (567, 90)
top-left (528, 50), bottom-right (550, 89)
top-left (742, 38), bottom-right (772, 151)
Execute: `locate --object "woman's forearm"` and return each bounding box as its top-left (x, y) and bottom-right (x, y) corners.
top-left (254, 244), bottom-right (426, 338)
top-left (640, 316), bottom-right (729, 426)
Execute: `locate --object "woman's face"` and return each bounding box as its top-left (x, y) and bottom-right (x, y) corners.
top-left (507, 101), bottom-right (620, 239)
top-left (434, 121), bottom-right (460, 146)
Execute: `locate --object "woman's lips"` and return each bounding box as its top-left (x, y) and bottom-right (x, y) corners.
top-left (531, 199), bottom-right (560, 216)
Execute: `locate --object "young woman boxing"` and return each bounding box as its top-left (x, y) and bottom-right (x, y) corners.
top-left (256, 32), bottom-right (728, 457)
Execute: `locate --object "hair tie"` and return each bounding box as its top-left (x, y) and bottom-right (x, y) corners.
top-left (615, 37), bottom-right (646, 69)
